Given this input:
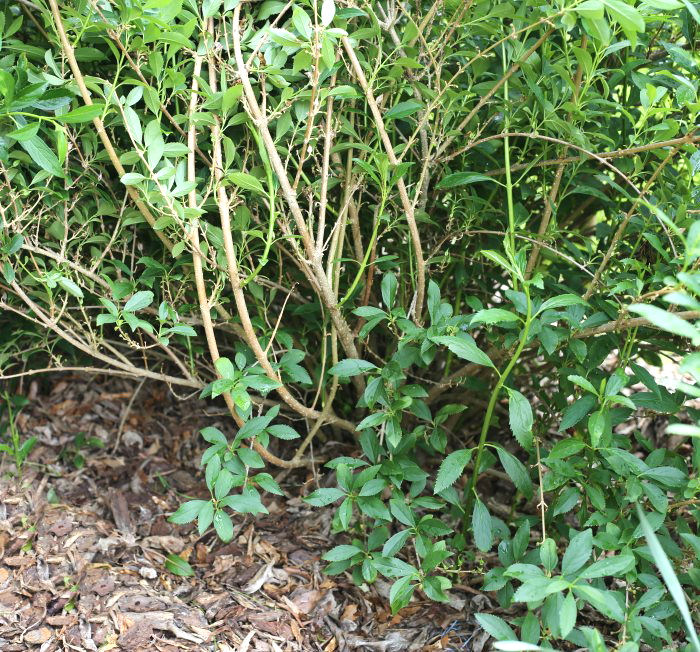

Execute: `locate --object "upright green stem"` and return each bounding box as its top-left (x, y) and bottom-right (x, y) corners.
top-left (502, 43), bottom-right (517, 291)
top-left (463, 283), bottom-right (532, 534)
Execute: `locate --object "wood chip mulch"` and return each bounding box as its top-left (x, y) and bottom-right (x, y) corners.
top-left (0, 375), bottom-right (488, 651)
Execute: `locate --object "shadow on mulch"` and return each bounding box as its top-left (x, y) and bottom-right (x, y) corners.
top-left (0, 374), bottom-right (489, 651)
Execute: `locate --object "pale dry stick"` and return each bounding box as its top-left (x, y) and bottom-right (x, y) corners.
top-left (232, 7), bottom-right (362, 364)
top-left (572, 311), bottom-right (700, 339)
top-left (0, 366), bottom-right (178, 382)
top-left (188, 45), bottom-right (304, 469)
top-left (483, 133), bottom-right (700, 177)
top-left (341, 35), bottom-right (426, 322)
top-left (583, 137), bottom-right (692, 301)
top-left (534, 436), bottom-right (547, 543)
top-left (212, 22), bottom-right (358, 437)
top-left (315, 74), bottom-right (336, 260)
top-left (47, 0), bottom-right (173, 251)
top-left (7, 281), bottom-right (200, 387)
top-left (444, 131), bottom-right (641, 195)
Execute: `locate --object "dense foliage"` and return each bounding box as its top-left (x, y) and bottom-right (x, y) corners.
top-left (1, 0), bottom-right (699, 648)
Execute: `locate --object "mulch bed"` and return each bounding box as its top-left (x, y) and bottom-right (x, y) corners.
top-left (0, 375), bottom-right (490, 651)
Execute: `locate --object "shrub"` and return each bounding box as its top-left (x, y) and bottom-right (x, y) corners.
top-left (1, 0), bottom-right (699, 648)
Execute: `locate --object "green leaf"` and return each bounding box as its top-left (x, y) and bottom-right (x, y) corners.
top-left (385, 100), bottom-right (423, 121)
top-left (637, 506), bottom-right (700, 651)
top-left (165, 553), bottom-right (194, 577)
top-left (560, 592), bottom-right (577, 637)
top-left (169, 499), bottom-right (208, 524)
top-left (267, 424), bottom-right (301, 440)
top-left (5, 234), bottom-right (24, 255)
top-left (201, 426), bottom-right (227, 445)
top-left (579, 553), bottom-right (635, 579)
top-left (389, 575), bottom-right (415, 613)
top-left (496, 448), bottom-right (533, 499)
top-left (602, 0), bottom-right (645, 35)
top-left (20, 136), bottom-right (64, 177)
top-left (560, 394), bottom-right (597, 431)
top-left (472, 499), bottom-right (492, 552)
top-left (568, 375), bottom-right (598, 396)
top-left (434, 448), bottom-right (472, 494)
top-left (57, 276), bottom-right (84, 300)
top-left (475, 613), bottom-right (517, 641)
top-left (382, 529), bottom-right (412, 557)
top-left (381, 273), bottom-right (398, 309)
top-left (537, 294), bottom-right (586, 314)
top-left (561, 529), bottom-right (593, 576)
top-left (471, 308), bottom-right (520, 325)
top-left (431, 335), bottom-right (494, 368)
top-left (575, 0), bottom-right (605, 19)
top-left (120, 172), bottom-right (145, 185)
top-left (328, 359), bottom-right (377, 376)
top-left (228, 171), bottom-right (265, 194)
top-left (56, 103), bottom-right (104, 123)
top-left (213, 509), bottom-right (234, 542)
top-left (124, 290), bottom-right (154, 312)
top-left (304, 487), bottom-right (346, 506)
top-left (436, 172), bottom-right (495, 189)
top-left (323, 544), bottom-right (363, 561)
top-left (7, 122), bottom-right (40, 141)
top-left (513, 576), bottom-right (569, 602)
top-left (629, 304), bottom-right (700, 345)
top-left (573, 584), bottom-right (625, 622)
top-left (507, 388), bottom-right (533, 450)
top-left (202, 0), bottom-right (222, 17)
top-left (220, 492), bottom-right (268, 514)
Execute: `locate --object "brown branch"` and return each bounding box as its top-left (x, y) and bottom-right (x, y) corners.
top-left (573, 311), bottom-right (700, 339)
top-left (483, 133), bottom-right (700, 177)
top-left (341, 35), bottom-right (426, 322)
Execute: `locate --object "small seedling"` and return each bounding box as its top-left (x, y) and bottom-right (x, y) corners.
top-left (0, 393), bottom-right (36, 476)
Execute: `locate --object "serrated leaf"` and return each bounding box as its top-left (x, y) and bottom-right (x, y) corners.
top-left (472, 499), bottom-right (492, 552)
top-left (496, 448), bottom-right (533, 499)
top-left (562, 529), bottom-right (593, 576)
top-left (434, 449), bottom-right (472, 494)
top-left (507, 389), bottom-right (533, 450)
top-left (475, 613), bottom-right (517, 641)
